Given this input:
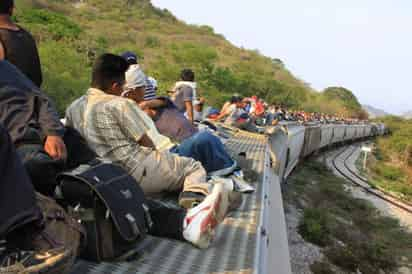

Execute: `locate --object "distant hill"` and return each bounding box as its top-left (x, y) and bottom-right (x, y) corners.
top-left (13, 0), bottom-right (364, 118)
top-left (322, 87), bottom-right (367, 119)
top-left (402, 111), bottom-right (412, 119)
top-left (362, 105), bottom-right (390, 119)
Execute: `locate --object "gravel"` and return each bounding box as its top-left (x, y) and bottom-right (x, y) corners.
top-left (284, 204), bottom-right (324, 274)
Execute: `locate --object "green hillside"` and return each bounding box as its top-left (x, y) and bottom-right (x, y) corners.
top-left (14, 0), bottom-right (365, 117)
top-left (366, 117), bottom-right (412, 202)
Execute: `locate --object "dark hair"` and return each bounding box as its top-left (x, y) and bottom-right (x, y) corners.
top-left (230, 95), bottom-right (243, 104)
top-left (180, 69), bottom-right (195, 82)
top-left (91, 53), bottom-right (129, 91)
top-left (0, 0), bottom-right (13, 14)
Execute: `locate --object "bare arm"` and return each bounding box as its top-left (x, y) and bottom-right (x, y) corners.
top-left (185, 101), bottom-right (194, 123)
top-left (0, 41), bottom-right (5, 60)
top-left (210, 107), bottom-right (231, 121)
top-left (139, 98), bottom-right (167, 110)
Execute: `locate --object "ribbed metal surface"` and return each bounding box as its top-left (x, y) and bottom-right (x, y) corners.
top-left (70, 130), bottom-right (267, 274)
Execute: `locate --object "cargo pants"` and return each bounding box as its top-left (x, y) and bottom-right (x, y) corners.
top-left (130, 147), bottom-right (211, 197)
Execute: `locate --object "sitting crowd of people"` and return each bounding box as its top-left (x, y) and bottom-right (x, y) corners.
top-left (209, 96), bottom-right (367, 128)
top-left (0, 1), bottom-right (255, 271)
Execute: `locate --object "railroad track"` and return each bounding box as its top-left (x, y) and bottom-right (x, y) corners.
top-left (330, 144), bottom-right (412, 214)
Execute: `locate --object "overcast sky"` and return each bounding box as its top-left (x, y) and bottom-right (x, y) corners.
top-left (152, 0), bottom-right (411, 115)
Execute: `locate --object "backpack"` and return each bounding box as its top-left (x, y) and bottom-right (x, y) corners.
top-left (0, 193), bottom-right (82, 274)
top-left (32, 193), bottom-right (83, 273)
top-left (17, 143), bottom-right (64, 196)
top-left (57, 161), bottom-right (148, 262)
top-left (16, 127), bottom-right (96, 196)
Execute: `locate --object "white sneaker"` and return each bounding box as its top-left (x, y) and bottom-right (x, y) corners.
top-left (230, 173), bottom-right (255, 193)
top-left (182, 183), bottom-right (229, 249)
top-left (210, 176), bottom-right (243, 211)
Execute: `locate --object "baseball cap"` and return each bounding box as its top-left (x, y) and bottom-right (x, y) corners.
top-left (121, 51), bottom-right (138, 64)
top-left (125, 64), bottom-right (146, 90)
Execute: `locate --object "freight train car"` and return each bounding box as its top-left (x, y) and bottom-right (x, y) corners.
top-left (281, 123), bottom-right (305, 179)
top-left (319, 124), bottom-right (334, 149)
top-left (331, 124), bottom-right (346, 144)
top-left (301, 124), bottom-right (322, 157)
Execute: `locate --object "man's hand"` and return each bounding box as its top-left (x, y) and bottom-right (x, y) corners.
top-left (44, 135), bottom-right (67, 160)
top-left (138, 101), bottom-right (149, 110)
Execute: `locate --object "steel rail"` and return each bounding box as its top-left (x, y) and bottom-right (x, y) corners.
top-left (331, 145), bottom-right (412, 214)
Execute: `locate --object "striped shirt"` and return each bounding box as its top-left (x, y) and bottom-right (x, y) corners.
top-left (144, 77), bottom-right (157, 101)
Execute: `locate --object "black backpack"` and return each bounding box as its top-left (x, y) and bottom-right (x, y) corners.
top-left (16, 127), bottom-right (96, 196)
top-left (57, 161), bottom-right (149, 262)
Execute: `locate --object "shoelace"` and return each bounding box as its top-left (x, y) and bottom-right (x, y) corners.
top-left (0, 248), bottom-right (21, 267)
top-left (0, 241), bottom-right (33, 268)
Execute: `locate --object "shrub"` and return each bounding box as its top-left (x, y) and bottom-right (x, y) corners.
top-left (373, 164), bottom-right (404, 181)
top-left (17, 9), bottom-right (81, 40)
top-left (39, 41), bottom-right (90, 114)
top-left (170, 42), bottom-right (218, 69)
top-left (299, 208), bottom-right (330, 246)
top-left (145, 36), bottom-right (160, 48)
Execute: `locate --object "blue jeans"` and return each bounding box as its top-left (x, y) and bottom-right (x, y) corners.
top-left (170, 131), bottom-right (235, 174)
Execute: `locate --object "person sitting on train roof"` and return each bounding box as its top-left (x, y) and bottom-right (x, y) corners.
top-left (210, 95), bottom-right (261, 132)
top-left (170, 68), bottom-right (197, 123)
top-left (0, 123), bottom-right (71, 271)
top-left (0, 123), bottom-right (230, 250)
top-left (65, 53), bottom-right (234, 209)
top-left (193, 97), bottom-right (208, 122)
top-left (0, 60), bottom-right (70, 195)
top-left (0, 60), bottom-right (66, 160)
top-left (265, 105), bottom-right (283, 126)
top-left (0, 0), bottom-right (42, 87)
top-left (122, 65), bottom-right (237, 177)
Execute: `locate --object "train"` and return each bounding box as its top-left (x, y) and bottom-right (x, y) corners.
top-left (255, 122), bottom-right (386, 273)
top-left (268, 122), bottom-right (386, 182)
top-left (69, 121), bottom-right (385, 274)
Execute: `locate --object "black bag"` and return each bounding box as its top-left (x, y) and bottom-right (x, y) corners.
top-left (17, 143), bottom-right (65, 196)
top-left (63, 127), bottom-right (97, 169)
top-left (57, 161), bottom-right (148, 262)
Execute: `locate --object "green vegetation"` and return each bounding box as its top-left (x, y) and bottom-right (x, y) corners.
top-left (299, 208), bottom-right (330, 246)
top-left (13, 0), bottom-right (365, 117)
top-left (323, 87), bottom-right (368, 119)
top-left (286, 161), bottom-right (412, 273)
top-left (365, 116), bottom-right (412, 202)
top-left (17, 8), bottom-right (81, 40)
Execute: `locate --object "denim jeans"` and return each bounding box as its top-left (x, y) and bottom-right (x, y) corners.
top-left (170, 131), bottom-right (235, 174)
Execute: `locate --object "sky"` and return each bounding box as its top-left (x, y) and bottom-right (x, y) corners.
top-left (152, 0), bottom-right (412, 115)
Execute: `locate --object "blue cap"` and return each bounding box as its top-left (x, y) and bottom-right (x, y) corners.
top-left (121, 51), bottom-right (138, 64)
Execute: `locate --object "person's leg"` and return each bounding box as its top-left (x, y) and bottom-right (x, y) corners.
top-left (0, 125), bottom-right (42, 238)
top-left (137, 150), bottom-right (210, 197)
top-left (0, 126), bottom-right (70, 272)
top-left (144, 200), bottom-right (185, 241)
top-left (145, 182), bottom-right (230, 248)
top-left (172, 131), bottom-right (236, 174)
top-left (237, 119), bottom-right (260, 133)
